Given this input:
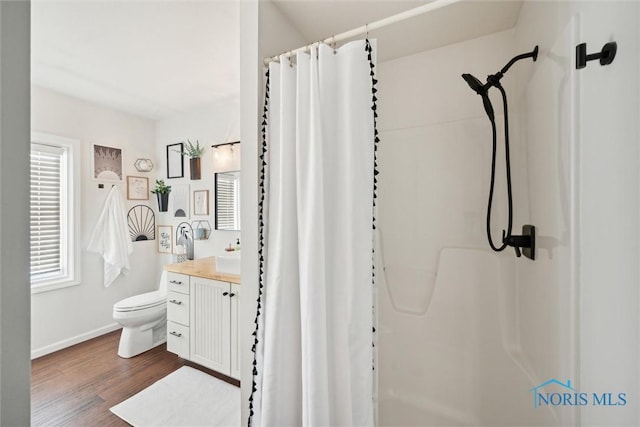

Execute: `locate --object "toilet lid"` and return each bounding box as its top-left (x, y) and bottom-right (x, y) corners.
top-left (114, 290), bottom-right (166, 312)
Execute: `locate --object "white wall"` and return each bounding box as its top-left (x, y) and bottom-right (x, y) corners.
top-left (516, 2), bottom-right (639, 425)
top-left (30, 86), bottom-right (159, 357)
top-left (0, 1), bottom-right (31, 424)
top-left (153, 98), bottom-right (240, 270)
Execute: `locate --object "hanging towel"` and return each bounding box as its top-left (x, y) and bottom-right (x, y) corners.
top-left (87, 186), bottom-right (133, 287)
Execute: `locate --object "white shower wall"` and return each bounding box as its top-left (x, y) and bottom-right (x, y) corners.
top-left (377, 1), bottom-right (639, 426)
top-left (377, 28), bottom-right (563, 426)
top-left (516, 2), bottom-right (639, 426)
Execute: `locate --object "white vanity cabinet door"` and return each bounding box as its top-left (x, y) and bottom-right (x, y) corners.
top-left (190, 277), bottom-right (231, 374)
top-left (230, 283), bottom-right (241, 380)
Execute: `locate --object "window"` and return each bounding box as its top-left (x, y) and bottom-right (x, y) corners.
top-left (215, 171), bottom-right (240, 230)
top-left (30, 133), bottom-right (80, 293)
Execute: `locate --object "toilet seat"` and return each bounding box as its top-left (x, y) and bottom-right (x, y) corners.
top-left (114, 291), bottom-right (166, 312)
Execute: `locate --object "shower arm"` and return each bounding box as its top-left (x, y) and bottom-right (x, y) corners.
top-left (484, 46), bottom-right (539, 90)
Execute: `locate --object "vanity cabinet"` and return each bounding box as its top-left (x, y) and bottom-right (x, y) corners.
top-left (190, 277), bottom-right (240, 378)
top-left (165, 269), bottom-right (240, 380)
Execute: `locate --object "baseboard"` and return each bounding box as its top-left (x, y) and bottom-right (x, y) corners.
top-left (31, 323), bottom-right (122, 359)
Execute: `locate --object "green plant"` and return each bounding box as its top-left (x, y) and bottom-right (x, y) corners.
top-left (180, 139), bottom-right (206, 158)
top-left (150, 179), bottom-right (171, 195)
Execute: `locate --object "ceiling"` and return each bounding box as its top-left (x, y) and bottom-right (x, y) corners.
top-left (31, 0), bottom-right (522, 120)
top-left (31, 0), bottom-right (239, 120)
top-left (272, 0), bottom-right (523, 62)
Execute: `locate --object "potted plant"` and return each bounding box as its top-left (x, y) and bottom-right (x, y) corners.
top-left (151, 179), bottom-right (171, 212)
top-left (181, 139), bottom-right (206, 180)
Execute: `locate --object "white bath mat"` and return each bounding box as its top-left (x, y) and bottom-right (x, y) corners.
top-left (110, 366), bottom-right (240, 426)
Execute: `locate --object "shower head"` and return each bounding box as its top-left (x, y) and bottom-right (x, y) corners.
top-left (461, 73), bottom-right (486, 96)
top-left (461, 73), bottom-right (495, 121)
top-left (462, 46), bottom-right (538, 122)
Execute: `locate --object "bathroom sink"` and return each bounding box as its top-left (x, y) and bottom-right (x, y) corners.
top-left (216, 252), bottom-right (241, 275)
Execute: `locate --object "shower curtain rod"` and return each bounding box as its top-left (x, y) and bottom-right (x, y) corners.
top-left (264, 0), bottom-right (461, 65)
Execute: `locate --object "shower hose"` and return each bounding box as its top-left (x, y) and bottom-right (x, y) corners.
top-left (486, 83), bottom-right (513, 252)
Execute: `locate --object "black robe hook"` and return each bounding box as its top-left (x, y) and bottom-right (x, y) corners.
top-left (576, 42), bottom-right (617, 69)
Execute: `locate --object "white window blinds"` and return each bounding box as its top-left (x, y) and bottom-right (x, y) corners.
top-left (216, 173), bottom-right (240, 230)
top-left (30, 143), bottom-right (65, 281)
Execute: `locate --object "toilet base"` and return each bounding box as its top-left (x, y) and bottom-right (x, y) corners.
top-left (117, 322), bottom-right (167, 358)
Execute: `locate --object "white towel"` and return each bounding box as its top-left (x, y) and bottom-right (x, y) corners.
top-left (87, 186), bottom-right (133, 287)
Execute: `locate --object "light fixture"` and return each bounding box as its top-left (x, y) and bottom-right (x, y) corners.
top-left (211, 141), bottom-right (241, 172)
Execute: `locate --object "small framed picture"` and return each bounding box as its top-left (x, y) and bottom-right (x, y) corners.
top-left (193, 190), bottom-right (209, 216)
top-left (167, 142), bottom-right (184, 179)
top-left (92, 144), bottom-right (123, 182)
top-left (126, 176), bottom-right (149, 200)
top-left (171, 183), bottom-right (190, 218)
top-left (157, 225), bottom-right (173, 254)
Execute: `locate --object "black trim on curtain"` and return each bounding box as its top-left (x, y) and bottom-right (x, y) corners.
top-left (366, 39), bottom-right (379, 372)
top-left (248, 68), bottom-right (270, 427)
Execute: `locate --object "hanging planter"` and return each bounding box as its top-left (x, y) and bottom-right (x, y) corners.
top-left (156, 193), bottom-right (170, 212)
top-left (180, 139), bottom-right (205, 181)
top-left (150, 179), bottom-right (171, 212)
top-left (190, 157), bottom-right (201, 180)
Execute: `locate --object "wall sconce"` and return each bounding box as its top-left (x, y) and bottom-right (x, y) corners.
top-left (211, 141), bottom-right (241, 172)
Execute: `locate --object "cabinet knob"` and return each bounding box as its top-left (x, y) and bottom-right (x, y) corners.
top-left (169, 331), bottom-right (182, 338)
top-left (229, 293), bottom-right (236, 298)
top-left (169, 299), bottom-right (182, 305)
top-left (223, 291), bottom-right (229, 296)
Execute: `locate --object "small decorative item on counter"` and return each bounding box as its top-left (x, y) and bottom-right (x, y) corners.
top-left (180, 139), bottom-right (206, 180)
top-left (225, 243), bottom-right (235, 252)
top-left (176, 222), bottom-right (194, 260)
top-left (150, 179), bottom-right (171, 212)
top-left (173, 245), bottom-right (188, 263)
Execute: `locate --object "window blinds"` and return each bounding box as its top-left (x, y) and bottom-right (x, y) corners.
top-left (216, 175), bottom-right (238, 230)
top-left (30, 143), bottom-right (65, 280)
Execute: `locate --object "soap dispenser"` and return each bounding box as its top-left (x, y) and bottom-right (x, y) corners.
top-left (235, 238), bottom-right (240, 251)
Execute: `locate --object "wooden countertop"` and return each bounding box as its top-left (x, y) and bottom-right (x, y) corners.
top-left (164, 256), bottom-right (241, 284)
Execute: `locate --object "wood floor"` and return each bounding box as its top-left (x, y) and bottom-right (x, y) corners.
top-left (31, 330), bottom-right (239, 426)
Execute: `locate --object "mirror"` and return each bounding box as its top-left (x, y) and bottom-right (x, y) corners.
top-left (215, 171), bottom-right (241, 231)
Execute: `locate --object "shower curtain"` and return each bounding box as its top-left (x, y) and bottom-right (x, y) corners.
top-left (249, 40), bottom-right (378, 426)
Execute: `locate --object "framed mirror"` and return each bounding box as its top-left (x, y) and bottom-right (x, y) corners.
top-left (215, 171), bottom-right (240, 231)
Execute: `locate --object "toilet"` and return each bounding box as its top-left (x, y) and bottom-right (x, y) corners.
top-left (113, 272), bottom-right (168, 358)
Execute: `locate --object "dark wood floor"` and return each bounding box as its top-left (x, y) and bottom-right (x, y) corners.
top-left (31, 329), bottom-right (239, 427)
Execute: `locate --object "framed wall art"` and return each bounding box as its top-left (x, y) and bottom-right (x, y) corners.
top-left (157, 225), bottom-right (173, 254)
top-left (126, 176), bottom-right (149, 200)
top-left (193, 190), bottom-right (209, 216)
top-left (167, 142), bottom-right (184, 179)
top-left (171, 184), bottom-right (189, 218)
top-left (92, 144), bottom-right (123, 181)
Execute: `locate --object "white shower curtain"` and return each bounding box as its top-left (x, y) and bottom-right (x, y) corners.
top-left (249, 40), bottom-right (377, 426)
